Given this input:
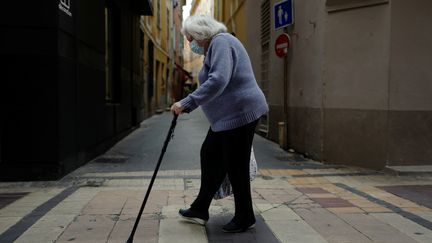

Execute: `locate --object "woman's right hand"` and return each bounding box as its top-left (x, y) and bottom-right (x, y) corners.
top-left (170, 102), bottom-right (184, 115)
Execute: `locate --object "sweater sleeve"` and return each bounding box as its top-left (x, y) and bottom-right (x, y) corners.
top-left (180, 37), bottom-right (233, 112)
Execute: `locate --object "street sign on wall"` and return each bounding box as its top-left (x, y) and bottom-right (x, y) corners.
top-left (275, 33), bottom-right (291, 57)
top-left (274, 0), bottom-right (294, 29)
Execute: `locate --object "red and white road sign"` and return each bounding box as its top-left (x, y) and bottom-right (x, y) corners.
top-left (275, 33), bottom-right (291, 58)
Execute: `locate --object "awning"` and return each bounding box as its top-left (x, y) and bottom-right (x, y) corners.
top-left (132, 0), bottom-right (153, 16)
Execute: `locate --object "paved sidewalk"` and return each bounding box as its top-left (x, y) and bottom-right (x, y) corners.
top-left (1, 110), bottom-right (432, 242)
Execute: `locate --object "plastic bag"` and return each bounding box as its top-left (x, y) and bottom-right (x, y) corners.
top-left (214, 147), bottom-right (257, 200)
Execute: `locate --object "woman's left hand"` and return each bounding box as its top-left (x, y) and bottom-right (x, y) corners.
top-left (170, 102), bottom-right (184, 115)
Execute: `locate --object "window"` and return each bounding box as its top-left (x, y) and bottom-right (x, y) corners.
top-left (140, 30), bottom-right (144, 79)
top-left (167, 7), bottom-right (170, 42)
top-left (259, 0), bottom-right (270, 135)
top-left (260, 0), bottom-right (270, 97)
top-left (157, 0), bottom-right (161, 29)
top-left (161, 63), bottom-right (165, 93)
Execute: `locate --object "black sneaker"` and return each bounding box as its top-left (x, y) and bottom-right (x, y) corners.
top-left (222, 221), bottom-right (255, 233)
top-left (179, 208), bottom-right (209, 226)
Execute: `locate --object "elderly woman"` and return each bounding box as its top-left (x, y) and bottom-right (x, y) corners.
top-left (171, 14), bottom-right (268, 233)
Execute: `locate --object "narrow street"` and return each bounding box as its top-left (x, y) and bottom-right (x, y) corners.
top-left (1, 109), bottom-right (432, 242)
top-left (2, 0), bottom-right (432, 242)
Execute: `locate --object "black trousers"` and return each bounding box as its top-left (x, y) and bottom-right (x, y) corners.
top-left (191, 120), bottom-right (258, 226)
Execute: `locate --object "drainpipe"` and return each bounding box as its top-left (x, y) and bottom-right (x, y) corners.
top-left (282, 26), bottom-right (290, 149)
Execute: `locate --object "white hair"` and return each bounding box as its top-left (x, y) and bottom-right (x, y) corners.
top-left (182, 14), bottom-right (227, 41)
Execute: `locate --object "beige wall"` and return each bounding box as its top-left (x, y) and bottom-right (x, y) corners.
top-left (289, 0), bottom-right (326, 109)
top-left (285, 0), bottom-right (327, 159)
top-left (244, 2), bottom-right (262, 85)
top-left (256, 0), bottom-right (432, 168)
top-left (386, 0), bottom-right (432, 166)
top-left (320, 2), bottom-right (391, 168)
top-left (323, 4), bottom-right (390, 110)
top-left (389, 0), bottom-right (432, 111)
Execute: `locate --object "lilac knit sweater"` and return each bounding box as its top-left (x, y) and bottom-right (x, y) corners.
top-left (180, 33), bottom-right (268, 132)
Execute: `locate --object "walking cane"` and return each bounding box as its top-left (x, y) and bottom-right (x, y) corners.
top-left (126, 113), bottom-right (179, 243)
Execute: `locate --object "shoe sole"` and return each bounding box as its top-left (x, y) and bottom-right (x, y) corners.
top-left (222, 224), bottom-right (255, 233)
top-left (179, 214), bottom-right (207, 226)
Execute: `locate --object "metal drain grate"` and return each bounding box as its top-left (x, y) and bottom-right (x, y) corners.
top-left (93, 156), bottom-right (129, 163)
top-left (0, 192), bottom-right (29, 210)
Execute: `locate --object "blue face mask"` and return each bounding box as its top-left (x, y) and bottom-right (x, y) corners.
top-left (189, 40), bottom-right (205, 55)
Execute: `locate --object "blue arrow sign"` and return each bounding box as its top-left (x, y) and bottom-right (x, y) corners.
top-left (274, 0), bottom-right (294, 29)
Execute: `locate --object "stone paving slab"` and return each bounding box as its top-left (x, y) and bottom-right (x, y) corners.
top-left (0, 216), bottom-right (21, 235)
top-left (56, 215), bottom-right (118, 243)
top-left (107, 216), bottom-right (159, 243)
top-left (295, 187), bottom-right (329, 194)
top-left (371, 212), bottom-right (432, 243)
top-left (256, 203), bottom-right (327, 242)
top-left (264, 214), bottom-right (328, 243)
top-left (361, 205), bottom-right (393, 213)
top-left (337, 213), bottom-right (418, 243)
top-left (310, 197), bottom-right (355, 208)
top-left (14, 214), bottom-right (76, 243)
top-left (12, 188), bottom-right (101, 242)
top-left (419, 211), bottom-right (432, 222)
top-left (0, 188), bottom-right (64, 217)
top-left (326, 207), bottom-right (365, 214)
top-left (378, 185), bottom-right (432, 208)
top-left (294, 207), bottom-right (372, 243)
top-left (253, 177), bottom-right (295, 189)
top-left (259, 204), bottom-right (302, 221)
top-left (0, 187), bottom-right (79, 242)
top-left (159, 218), bottom-right (207, 243)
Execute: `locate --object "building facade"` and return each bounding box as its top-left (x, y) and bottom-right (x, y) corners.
top-left (171, 0), bottom-right (191, 101)
top-left (0, 0), bottom-right (152, 180)
top-left (216, 0), bottom-right (432, 169)
top-left (141, 0), bottom-right (171, 114)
